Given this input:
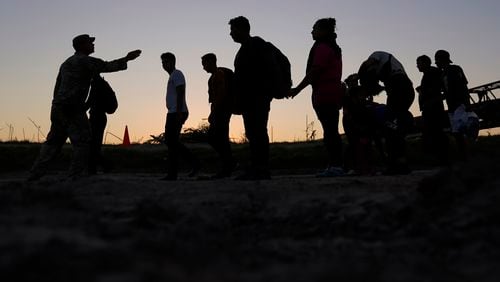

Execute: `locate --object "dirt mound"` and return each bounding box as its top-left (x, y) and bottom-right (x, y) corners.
top-left (0, 162), bottom-right (498, 281)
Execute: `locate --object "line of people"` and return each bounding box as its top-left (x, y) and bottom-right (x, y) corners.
top-left (28, 16), bottom-right (474, 181)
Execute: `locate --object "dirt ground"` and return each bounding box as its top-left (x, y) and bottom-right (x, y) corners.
top-left (1, 162), bottom-right (499, 282)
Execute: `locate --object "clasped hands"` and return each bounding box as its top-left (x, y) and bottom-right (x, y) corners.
top-left (286, 88), bottom-right (300, 99)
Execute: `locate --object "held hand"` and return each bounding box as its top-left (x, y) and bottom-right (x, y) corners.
top-left (208, 112), bottom-right (214, 124)
top-left (178, 112), bottom-right (189, 124)
top-left (126, 50), bottom-right (142, 61)
top-left (287, 88), bottom-right (299, 99)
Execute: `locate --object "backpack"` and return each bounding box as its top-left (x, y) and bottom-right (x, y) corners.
top-left (218, 67), bottom-right (241, 115)
top-left (223, 68), bottom-right (245, 115)
top-left (265, 42), bottom-right (292, 99)
top-left (89, 75), bottom-right (118, 114)
top-left (209, 67), bottom-right (242, 115)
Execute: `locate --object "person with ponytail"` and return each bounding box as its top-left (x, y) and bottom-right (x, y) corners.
top-left (289, 18), bottom-right (345, 177)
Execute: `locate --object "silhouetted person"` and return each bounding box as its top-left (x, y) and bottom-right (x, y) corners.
top-left (28, 34), bottom-right (141, 181)
top-left (289, 18), bottom-right (345, 177)
top-left (86, 75), bottom-right (116, 174)
top-left (342, 74), bottom-right (379, 175)
top-left (201, 53), bottom-right (236, 178)
top-left (160, 52), bottom-right (199, 181)
top-left (229, 16), bottom-right (273, 180)
top-left (416, 55), bottom-right (449, 165)
top-left (435, 49), bottom-right (470, 160)
top-left (358, 51), bottom-right (415, 175)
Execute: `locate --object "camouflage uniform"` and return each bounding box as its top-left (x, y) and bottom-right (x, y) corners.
top-left (30, 53), bottom-right (129, 179)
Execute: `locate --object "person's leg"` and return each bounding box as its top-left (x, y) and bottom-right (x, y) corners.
top-left (240, 99), bottom-right (271, 179)
top-left (95, 115), bottom-right (113, 172)
top-left (449, 106), bottom-right (471, 162)
top-left (209, 111), bottom-right (234, 177)
top-left (453, 133), bottom-right (467, 161)
top-left (343, 131), bottom-right (357, 173)
top-left (315, 105), bottom-right (342, 169)
top-left (435, 111), bottom-right (450, 165)
top-left (435, 130), bottom-right (450, 165)
top-left (67, 110), bottom-right (91, 179)
top-left (385, 75), bottom-right (415, 173)
top-left (357, 136), bottom-right (373, 174)
top-left (164, 113), bottom-right (180, 179)
top-left (29, 106), bottom-right (69, 180)
top-left (88, 112), bottom-right (107, 174)
top-left (421, 111), bottom-right (434, 154)
top-left (383, 112), bottom-right (408, 173)
top-left (425, 108), bottom-right (449, 165)
top-left (178, 139), bottom-right (200, 177)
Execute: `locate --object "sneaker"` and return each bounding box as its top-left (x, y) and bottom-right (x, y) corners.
top-left (316, 166), bottom-right (345, 178)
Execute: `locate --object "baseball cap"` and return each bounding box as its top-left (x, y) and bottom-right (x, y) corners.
top-left (435, 49), bottom-right (453, 63)
top-left (72, 34), bottom-right (95, 50)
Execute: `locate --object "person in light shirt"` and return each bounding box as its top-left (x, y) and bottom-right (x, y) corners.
top-left (160, 52), bottom-right (199, 181)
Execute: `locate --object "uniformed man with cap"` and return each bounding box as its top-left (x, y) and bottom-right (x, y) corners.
top-left (28, 34), bottom-right (141, 180)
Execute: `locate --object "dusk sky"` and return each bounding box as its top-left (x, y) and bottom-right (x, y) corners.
top-left (1, 0), bottom-right (500, 143)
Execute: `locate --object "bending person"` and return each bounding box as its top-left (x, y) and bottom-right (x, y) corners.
top-left (358, 51), bottom-right (415, 175)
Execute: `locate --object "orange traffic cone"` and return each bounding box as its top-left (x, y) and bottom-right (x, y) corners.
top-left (122, 125), bottom-right (131, 147)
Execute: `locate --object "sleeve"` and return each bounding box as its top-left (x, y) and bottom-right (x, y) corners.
top-left (85, 56), bottom-right (128, 75)
top-left (212, 70), bottom-right (228, 102)
top-left (171, 71), bottom-right (186, 87)
top-left (53, 70), bottom-right (62, 98)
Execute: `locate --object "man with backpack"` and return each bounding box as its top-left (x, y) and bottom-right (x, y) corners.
top-left (229, 16), bottom-right (291, 180)
top-left (86, 75), bottom-right (118, 174)
top-left (201, 53), bottom-right (237, 178)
